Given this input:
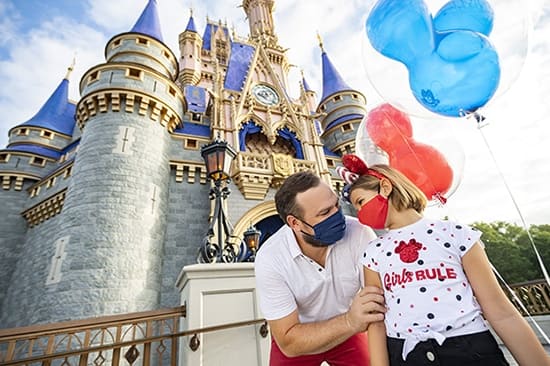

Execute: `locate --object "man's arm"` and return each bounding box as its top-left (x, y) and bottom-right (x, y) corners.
top-left (268, 286), bottom-right (385, 357)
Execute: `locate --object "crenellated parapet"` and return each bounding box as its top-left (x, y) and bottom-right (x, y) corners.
top-left (21, 188), bottom-right (67, 227)
top-left (76, 89), bottom-right (183, 133)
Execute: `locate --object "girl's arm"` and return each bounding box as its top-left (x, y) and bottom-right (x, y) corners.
top-left (364, 267), bottom-right (390, 366)
top-left (463, 242), bottom-right (550, 366)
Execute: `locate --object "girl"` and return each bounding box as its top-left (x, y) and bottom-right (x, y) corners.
top-left (340, 158), bottom-right (549, 365)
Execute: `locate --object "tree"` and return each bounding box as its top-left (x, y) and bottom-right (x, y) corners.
top-left (471, 221), bottom-right (550, 284)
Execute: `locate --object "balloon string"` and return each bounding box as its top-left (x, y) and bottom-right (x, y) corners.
top-left (477, 119), bottom-right (550, 288)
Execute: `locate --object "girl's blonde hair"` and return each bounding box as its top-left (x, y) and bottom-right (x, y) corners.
top-left (349, 165), bottom-right (427, 213)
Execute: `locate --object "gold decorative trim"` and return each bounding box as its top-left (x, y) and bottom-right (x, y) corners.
top-left (22, 189), bottom-right (67, 227)
top-left (232, 200), bottom-right (278, 239)
top-left (0, 172), bottom-right (40, 191)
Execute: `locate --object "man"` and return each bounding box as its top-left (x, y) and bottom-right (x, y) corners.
top-left (255, 171), bottom-right (386, 365)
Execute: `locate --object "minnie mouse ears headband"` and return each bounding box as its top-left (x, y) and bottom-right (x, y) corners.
top-left (336, 154), bottom-right (386, 202)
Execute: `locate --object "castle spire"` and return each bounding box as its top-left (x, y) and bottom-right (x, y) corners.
top-left (319, 48), bottom-right (353, 104)
top-left (131, 0), bottom-right (163, 42)
top-left (185, 8), bottom-right (197, 33)
top-left (242, 0), bottom-right (275, 40)
top-left (12, 73), bottom-right (75, 136)
top-left (64, 55), bottom-right (76, 80)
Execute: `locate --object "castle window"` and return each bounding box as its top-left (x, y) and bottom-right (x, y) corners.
top-left (137, 37), bottom-right (149, 46)
top-left (341, 124), bottom-right (352, 132)
top-left (163, 51), bottom-right (171, 59)
top-left (327, 159), bottom-right (335, 167)
top-left (127, 68), bottom-right (143, 80)
top-left (185, 139), bottom-right (198, 149)
top-left (191, 113), bottom-right (201, 122)
top-left (17, 128), bottom-right (29, 136)
top-left (30, 156), bottom-right (46, 167)
top-left (0, 153), bottom-right (9, 163)
top-left (333, 95), bottom-right (342, 102)
top-left (320, 105), bottom-right (326, 112)
top-left (352, 93), bottom-right (358, 99)
top-left (112, 39), bottom-right (121, 47)
top-left (88, 70), bottom-right (100, 83)
top-left (40, 130), bottom-right (54, 139)
top-left (30, 186), bottom-right (41, 198)
top-left (168, 86), bottom-right (177, 97)
top-left (64, 166), bottom-right (72, 178)
top-left (46, 177), bottom-right (56, 189)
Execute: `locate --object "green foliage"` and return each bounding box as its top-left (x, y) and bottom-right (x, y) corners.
top-left (471, 221), bottom-right (550, 284)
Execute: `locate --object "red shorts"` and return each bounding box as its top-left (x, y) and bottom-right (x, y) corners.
top-left (269, 332), bottom-right (370, 366)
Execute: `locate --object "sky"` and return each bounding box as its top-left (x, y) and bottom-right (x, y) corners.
top-left (0, 0), bottom-right (548, 226)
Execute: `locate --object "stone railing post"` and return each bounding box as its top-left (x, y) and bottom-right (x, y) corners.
top-left (175, 263), bottom-right (270, 366)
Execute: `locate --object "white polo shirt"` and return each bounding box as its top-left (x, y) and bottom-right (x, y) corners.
top-left (255, 216), bottom-right (376, 323)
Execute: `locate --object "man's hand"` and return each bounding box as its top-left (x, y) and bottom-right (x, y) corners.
top-left (345, 286), bottom-right (386, 333)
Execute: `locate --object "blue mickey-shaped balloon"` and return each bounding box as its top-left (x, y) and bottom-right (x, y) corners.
top-left (366, 0), bottom-right (500, 117)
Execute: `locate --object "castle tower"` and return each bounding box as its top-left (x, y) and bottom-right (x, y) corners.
top-left (316, 37), bottom-right (367, 157)
top-left (242, 0), bottom-right (276, 43)
top-left (178, 10), bottom-right (203, 86)
top-left (0, 66), bottom-right (76, 317)
top-left (0, 0), bottom-right (185, 327)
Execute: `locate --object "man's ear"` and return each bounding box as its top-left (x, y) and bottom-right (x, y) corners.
top-left (380, 178), bottom-right (393, 198)
top-left (286, 215), bottom-right (300, 229)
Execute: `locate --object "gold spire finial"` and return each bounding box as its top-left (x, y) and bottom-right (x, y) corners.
top-left (316, 32), bottom-right (324, 52)
top-left (65, 54), bottom-right (76, 80)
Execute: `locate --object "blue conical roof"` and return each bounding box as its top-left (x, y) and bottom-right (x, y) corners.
top-left (302, 76), bottom-right (313, 92)
top-left (15, 78), bottom-right (76, 136)
top-left (319, 51), bottom-right (353, 103)
top-left (131, 0), bottom-right (163, 42)
top-left (185, 14), bottom-right (197, 33)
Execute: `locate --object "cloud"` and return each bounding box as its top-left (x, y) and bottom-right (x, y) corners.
top-left (0, 0), bottom-right (548, 225)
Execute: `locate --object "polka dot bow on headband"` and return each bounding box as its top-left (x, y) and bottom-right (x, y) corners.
top-left (336, 154), bottom-right (385, 202)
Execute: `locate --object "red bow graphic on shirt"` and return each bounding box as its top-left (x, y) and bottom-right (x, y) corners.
top-left (395, 238), bottom-right (423, 263)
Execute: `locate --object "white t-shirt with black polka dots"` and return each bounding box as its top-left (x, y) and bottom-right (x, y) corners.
top-left (360, 217), bottom-right (488, 360)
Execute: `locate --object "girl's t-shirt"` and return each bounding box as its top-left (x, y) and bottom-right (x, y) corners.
top-left (360, 217), bottom-right (488, 359)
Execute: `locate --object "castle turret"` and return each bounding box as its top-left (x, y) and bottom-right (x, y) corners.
top-left (242, 0), bottom-right (276, 43)
top-left (0, 0), bottom-right (186, 327)
top-left (316, 37), bottom-right (367, 157)
top-left (178, 10), bottom-right (203, 86)
top-left (0, 65), bottom-right (76, 318)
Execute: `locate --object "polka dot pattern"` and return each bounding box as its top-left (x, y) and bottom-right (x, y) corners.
top-left (359, 217), bottom-right (486, 341)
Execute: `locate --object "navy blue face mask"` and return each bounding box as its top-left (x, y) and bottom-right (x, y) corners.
top-left (299, 208), bottom-right (347, 246)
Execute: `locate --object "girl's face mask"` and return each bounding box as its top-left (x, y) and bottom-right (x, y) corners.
top-left (357, 194), bottom-right (389, 230)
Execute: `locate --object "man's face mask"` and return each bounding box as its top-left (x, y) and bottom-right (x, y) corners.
top-left (298, 208), bottom-right (347, 246)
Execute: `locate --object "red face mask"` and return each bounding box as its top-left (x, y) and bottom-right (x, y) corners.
top-left (357, 194), bottom-right (389, 230)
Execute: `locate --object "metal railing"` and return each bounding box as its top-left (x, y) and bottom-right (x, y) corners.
top-left (0, 280), bottom-right (548, 366)
top-left (0, 305), bottom-right (268, 366)
top-left (507, 279), bottom-right (550, 316)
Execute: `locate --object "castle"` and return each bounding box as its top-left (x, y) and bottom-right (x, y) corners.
top-left (0, 0), bottom-right (373, 328)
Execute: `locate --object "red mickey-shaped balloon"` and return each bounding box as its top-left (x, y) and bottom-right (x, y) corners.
top-left (363, 103), bottom-right (453, 202)
top-left (366, 103), bottom-right (413, 151)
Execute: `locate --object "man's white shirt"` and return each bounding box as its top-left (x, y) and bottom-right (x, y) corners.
top-left (255, 216), bottom-right (376, 323)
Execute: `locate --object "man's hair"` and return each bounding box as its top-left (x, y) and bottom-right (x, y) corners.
top-left (275, 171), bottom-right (321, 224)
top-left (349, 165), bottom-right (427, 213)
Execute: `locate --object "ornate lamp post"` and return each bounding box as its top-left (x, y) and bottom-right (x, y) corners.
top-left (198, 136), bottom-right (243, 263)
top-left (243, 224), bottom-right (262, 262)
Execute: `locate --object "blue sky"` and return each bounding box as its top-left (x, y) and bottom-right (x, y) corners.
top-left (0, 0), bottom-right (549, 226)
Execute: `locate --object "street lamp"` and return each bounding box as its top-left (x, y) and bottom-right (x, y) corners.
top-left (198, 135), bottom-right (243, 263)
top-left (243, 224), bottom-right (262, 262)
